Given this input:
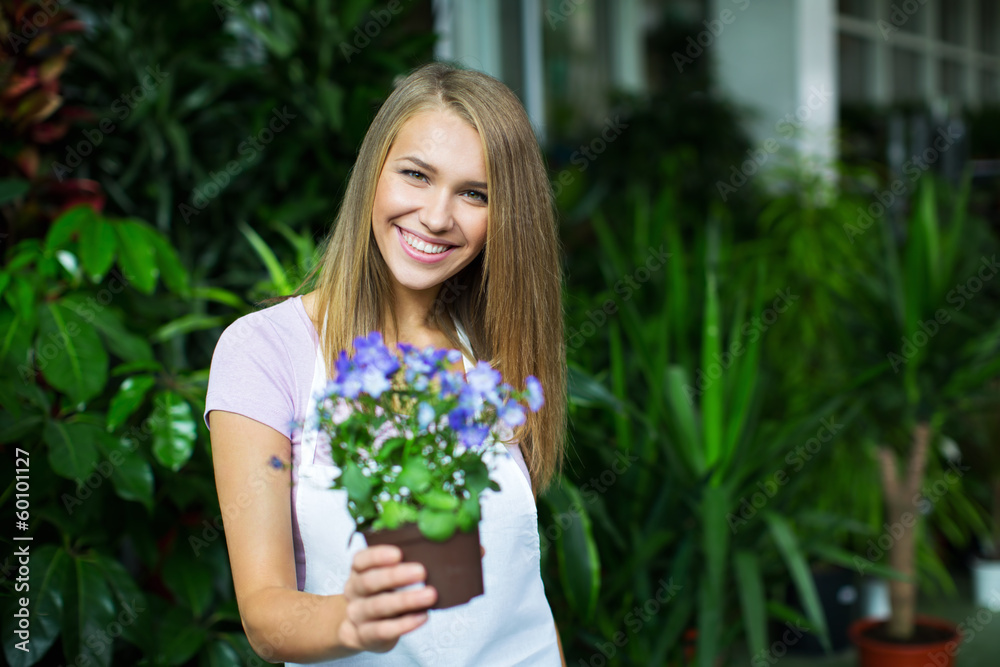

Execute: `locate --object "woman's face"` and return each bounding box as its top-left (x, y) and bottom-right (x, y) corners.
top-left (371, 108), bottom-right (489, 302)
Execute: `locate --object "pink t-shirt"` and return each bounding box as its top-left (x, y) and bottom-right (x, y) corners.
top-left (203, 296), bottom-right (532, 588)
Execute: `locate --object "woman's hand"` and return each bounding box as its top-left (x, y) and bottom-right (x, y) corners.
top-left (337, 545), bottom-right (438, 654)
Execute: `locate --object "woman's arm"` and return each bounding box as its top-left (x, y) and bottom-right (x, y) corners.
top-left (210, 410), bottom-right (435, 663)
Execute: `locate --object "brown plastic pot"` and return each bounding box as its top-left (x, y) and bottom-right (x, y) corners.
top-left (848, 616), bottom-right (961, 667)
top-left (362, 522), bottom-right (483, 610)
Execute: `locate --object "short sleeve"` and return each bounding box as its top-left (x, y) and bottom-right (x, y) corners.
top-left (204, 312), bottom-right (297, 439)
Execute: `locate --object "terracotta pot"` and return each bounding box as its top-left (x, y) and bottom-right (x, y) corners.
top-left (363, 522), bottom-right (483, 609)
top-left (848, 616), bottom-right (961, 667)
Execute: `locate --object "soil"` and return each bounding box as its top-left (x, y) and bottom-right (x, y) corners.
top-left (861, 621), bottom-right (956, 645)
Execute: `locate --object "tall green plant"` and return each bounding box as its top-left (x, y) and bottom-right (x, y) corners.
top-left (843, 174), bottom-right (1000, 639)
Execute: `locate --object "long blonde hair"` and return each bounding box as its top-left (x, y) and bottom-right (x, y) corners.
top-left (308, 62), bottom-right (565, 496)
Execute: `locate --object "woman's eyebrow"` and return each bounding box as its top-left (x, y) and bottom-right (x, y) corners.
top-left (395, 155), bottom-right (487, 190)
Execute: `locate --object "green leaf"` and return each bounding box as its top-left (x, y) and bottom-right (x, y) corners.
top-left (91, 552), bottom-right (150, 648)
top-left (62, 556), bottom-right (116, 667)
top-left (456, 496), bottom-right (480, 531)
top-left (162, 549), bottom-right (214, 619)
top-left (239, 221), bottom-right (291, 294)
top-left (114, 220), bottom-right (159, 294)
top-left (764, 512), bottom-right (831, 653)
top-left (44, 420), bottom-right (101, 481)
top-left (380, 500), bottom-right (418, 529)
top-left (46, 205), bottom-right (95, 252)
top-left (157, 607), bottom-right (208, 666)
top-left (107, 375), bottom-right (156, 431)
top-left (0, 178), bottom-right (30, 205)
top-left (417, 508), bottom-right (458, 541)
top-left (734, 550), bottom-right (767, 659)
top-left (418, 488), bottom-right (459, 511)
top-left (151, 391), bottom-right (197, 471)
top-left (152, 314), bottom-right (228, 343)
top-left (317, 79), bottom-right (344, 131)
top-left (37, 301), bottom-right (108, 403)
top-left (148, 229), bottom-right (190, 295)
top-left (79, 215), bottom-right (117, 279)
top-left (2, 545), bottom-right (69, 667)
top-left (199, 638), bottom-right (242, 667)
top-left (543, 480), bottom-right (600, 622)
top-left (97, 435), bottom-right (154, 510)
top-left (397, 457), bottom-right (432, 493)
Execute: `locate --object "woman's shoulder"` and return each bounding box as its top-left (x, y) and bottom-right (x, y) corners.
top-left (216, 295), bottom-right (317, 352)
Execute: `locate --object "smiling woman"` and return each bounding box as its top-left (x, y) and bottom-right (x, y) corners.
top-left (204, 62), bottom-right (567, 666)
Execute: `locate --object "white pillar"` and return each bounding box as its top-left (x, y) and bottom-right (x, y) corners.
top-left (709, 0), bottom-right (838, 177)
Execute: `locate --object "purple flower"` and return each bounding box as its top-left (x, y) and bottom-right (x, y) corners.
top-left (448, 406), bottom-right (473, 431)
top-left (360, 365), bottom-right (391, 398)
top-left (525, 376), bottom-right (544, 411)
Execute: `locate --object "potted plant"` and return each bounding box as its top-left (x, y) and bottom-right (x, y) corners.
top-left (842, 175), bottom-right (1000, 666)
top-left (309, 331), bottom-right (543, 609)
top-left (954, 377), bottom-right (1000, 611)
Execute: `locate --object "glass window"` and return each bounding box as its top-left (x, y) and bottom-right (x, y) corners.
top-left (980, 1), bottom-right (999, 54)
top-left (939, 59), bottom-right (966, 99)
top-left (838, 0), bottom-right (870, 20)
top-left (981, 68), bottom-right (1000, 103)
top-left (892, 48), bottom-right (924, 102)
top-left (937, 0), bottom-right (965, 45)
top-left (838, 33), bottom-right (871, 102)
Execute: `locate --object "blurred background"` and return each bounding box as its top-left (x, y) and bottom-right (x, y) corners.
top-left (2, 0), bottom-right (1000, 665)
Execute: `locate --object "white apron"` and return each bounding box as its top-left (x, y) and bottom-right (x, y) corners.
top-left (289, 322), bottom-right (563, 666)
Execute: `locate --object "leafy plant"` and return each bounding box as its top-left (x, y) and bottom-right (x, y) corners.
top-left (0, 204), bottom-right (254, 666)
top-left (313, 332), bottom-right (542, 541)
top-left (842, 174), bottom-right (1000, 639)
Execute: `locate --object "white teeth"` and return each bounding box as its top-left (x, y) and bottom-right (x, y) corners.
top-left (401, 229), bottom-right (450, 254)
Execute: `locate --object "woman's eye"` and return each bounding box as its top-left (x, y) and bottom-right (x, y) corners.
top-left (402, 169), bottom-right (427, 181)
top-left (465, 190), bottom-right (488, 204)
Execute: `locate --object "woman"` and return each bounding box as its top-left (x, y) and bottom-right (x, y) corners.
top-left (206, 62), bottom-right (567, 665)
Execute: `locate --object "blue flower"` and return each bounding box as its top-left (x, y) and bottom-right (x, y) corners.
top-left (269, 456), bottom-right (284, 469)
top-left (360, 365), bottom-right (391, 398)
top-left (498, 401), bottom-right (526, 428)
top-left (466, 362), bottom-right (501, 396)
top-left (525, 375), bottom-right (544, 411)
top-left (458, 424), bottom-right (490, 450)
top-left (417, 402), bottom-right (435, 430)
top-left (448, 406), bottom-right (473, 431)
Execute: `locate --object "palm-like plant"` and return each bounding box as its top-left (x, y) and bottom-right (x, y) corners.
top-left (565, 186), bottom-right (872, 666)
top-left (843, 174), bottom-right (1000, 640)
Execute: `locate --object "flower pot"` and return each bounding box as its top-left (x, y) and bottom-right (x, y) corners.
top-left (362, 521), bottom-right (483, 609)
top-left (971, 556), bottom-right (1000, 611)
top-left (848, 616), bottom-right (961, 667)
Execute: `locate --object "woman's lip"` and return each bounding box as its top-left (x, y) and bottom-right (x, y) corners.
top-left (397, 226), bottom-right (457, 264)
top-left (397, 226), bottom-right (457, 247)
